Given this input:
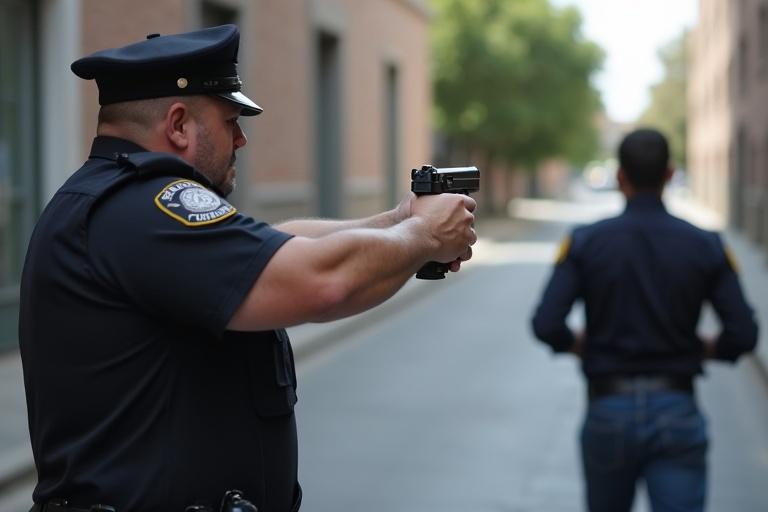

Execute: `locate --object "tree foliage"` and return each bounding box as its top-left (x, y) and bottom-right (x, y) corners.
top-left (638, 32), bottom-right (688, 169)
top-left (431, 0), bottom-right (604, 169)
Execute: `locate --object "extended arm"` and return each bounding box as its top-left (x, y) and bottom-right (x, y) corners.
top-left (275, 194), bottom-right (413, 237)
top-left (228, 193), bottom-right (476, 331)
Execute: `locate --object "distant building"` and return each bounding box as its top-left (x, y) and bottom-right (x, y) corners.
top-left (689, 0), bottom-right (768, 244)
top-left (0, 0), bottom-right (432, 350)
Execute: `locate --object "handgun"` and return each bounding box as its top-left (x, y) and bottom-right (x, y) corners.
top-left (410, 165), bottom-right (480, 280)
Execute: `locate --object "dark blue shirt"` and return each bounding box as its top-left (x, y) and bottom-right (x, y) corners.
top-left (531, 193), bottom-right (758, 377)
top-left (19, 137), bottom-right (299, 512)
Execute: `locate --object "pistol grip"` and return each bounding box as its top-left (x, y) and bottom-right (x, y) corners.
top-left (416, 261), bottom-right (448, 280)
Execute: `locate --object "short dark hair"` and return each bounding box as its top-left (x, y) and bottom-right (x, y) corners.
top-left (618, 128), bottom-right (670, 189)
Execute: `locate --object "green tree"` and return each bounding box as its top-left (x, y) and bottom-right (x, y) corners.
top-left (431, 0), bottom-right (603, 201)
top-left (638, 32), bottom-right (688, 169)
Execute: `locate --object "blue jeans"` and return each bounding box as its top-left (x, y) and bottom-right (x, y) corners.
top-left (581, 388), bottom-right (708, 512)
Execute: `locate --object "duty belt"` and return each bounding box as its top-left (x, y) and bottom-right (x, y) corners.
top-left (31, 484), bottom-right (300, 512)
top-left (30, 502), bottom-right (115, 512)
top-left (30, 489), bottom-right (258, 512)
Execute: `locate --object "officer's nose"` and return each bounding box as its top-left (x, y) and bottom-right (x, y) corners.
top-left (233, 121), bottom-right (247, 150)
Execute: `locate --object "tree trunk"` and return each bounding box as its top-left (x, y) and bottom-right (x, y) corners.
top-left (526, 164), bottom-right (540, 198)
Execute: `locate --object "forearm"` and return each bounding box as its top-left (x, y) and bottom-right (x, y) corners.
top-left (276, 209), bottom-right (400, 238)
top-left (305, 219), bottom-right (432, 320)
top-left (229, 218), bottom-right (435, 330)
top-left (712, 320), bottom-right (758, 361)
top-left (531, 314), bottom-right (576, 353)
top-left (709, 271), bottom-right (759, 362)
top-left (530, 262), bottom-right (581, 353)
top-left (229, 193), bottom-right (475, 331)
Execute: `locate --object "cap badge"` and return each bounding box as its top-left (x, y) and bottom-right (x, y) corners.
top-left (177, 77), bottom-right (189, 89)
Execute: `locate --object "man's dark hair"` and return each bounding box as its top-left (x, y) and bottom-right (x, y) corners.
top-left (618, 128), bottom-right (670, 189)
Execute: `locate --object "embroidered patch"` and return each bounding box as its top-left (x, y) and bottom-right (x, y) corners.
top-left (555, 236), bottom-right (571, 264)
top-left (154, 179), bottom-right (237, 226)
top-left (724, 246), bottom-right (740, 273)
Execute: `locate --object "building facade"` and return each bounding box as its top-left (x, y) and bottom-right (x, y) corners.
top-left (0, 0), bottom-right (433, 350)
top-left (689, 0), bottom-right (768, 244)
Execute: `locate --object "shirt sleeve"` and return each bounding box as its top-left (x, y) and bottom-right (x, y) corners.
top-left (87, 178), bottom-right (294, 337)
top-left (707, 234), bottom-right (759, 362)
top-left (531, 232), bottom-right (582, 353)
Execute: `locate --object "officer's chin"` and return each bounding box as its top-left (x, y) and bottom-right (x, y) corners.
top-left (221, 180), bottom-right (235, 198)
top-left (220, 169), bottom-right (236, 198)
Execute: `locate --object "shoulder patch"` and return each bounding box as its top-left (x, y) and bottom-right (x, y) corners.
top-left (154, 179), bottom-right (237, 227)
top-left (724, 246), bottom-right (740, 273)
top-left (555, 236), bottom-right (571, 264)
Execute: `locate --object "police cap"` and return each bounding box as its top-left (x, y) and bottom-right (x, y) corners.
top-left (71, 24), bottom-right (262, 115)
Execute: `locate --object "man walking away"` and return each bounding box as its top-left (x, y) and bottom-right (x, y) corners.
top-left (531, 128), bottom-right (758, 512)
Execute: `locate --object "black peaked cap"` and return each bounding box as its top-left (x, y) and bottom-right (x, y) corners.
top-left (71, 24), bottom-right (262, 115)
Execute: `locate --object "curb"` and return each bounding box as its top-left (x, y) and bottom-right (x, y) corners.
top-left (749, 354), bottom-right (768, 389)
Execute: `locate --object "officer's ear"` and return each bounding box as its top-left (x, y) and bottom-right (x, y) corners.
top-left (664, 166), bottom-right (674, 184)
top-left (617, 167), bottom-right (631, 194)
top-left (164, 101), bottom-right (194, 151)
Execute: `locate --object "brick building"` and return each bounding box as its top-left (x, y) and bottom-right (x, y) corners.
top-left (689, 0), bottom-right (768, 243)
top-left (0, 0), bottom-right (432, 350)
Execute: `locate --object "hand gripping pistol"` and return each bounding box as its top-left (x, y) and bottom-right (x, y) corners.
top-left (410, 165), bottom-right (480, 280)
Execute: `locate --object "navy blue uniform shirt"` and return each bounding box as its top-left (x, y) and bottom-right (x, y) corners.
top-left (19, 137), bottom-right (300, 512)
top-left (531, 193), bottom-right (758, 378)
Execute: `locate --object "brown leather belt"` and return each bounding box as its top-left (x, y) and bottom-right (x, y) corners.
top-left (588, 375), bottom-right (693, 401)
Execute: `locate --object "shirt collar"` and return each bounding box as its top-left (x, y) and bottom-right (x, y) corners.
top-left (624, 192), bottom-right (666, 213)
top-left (89, 136), bottom-right (149, 160)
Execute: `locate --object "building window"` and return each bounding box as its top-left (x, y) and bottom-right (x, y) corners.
top-left (739, 35), bottom-right (748, 94)
top-left (0, 0), bottom-right (38, 350)
top-left (315, 31), bottom-right (343, 218)
top-left (384, 63), bottom-right (400, 208)
top-left (733, 126), bottom-right (748, 230)
top-left (201, 1), bottom-right (238, 27)
top-left (760, 4), bottom-right (768, 76)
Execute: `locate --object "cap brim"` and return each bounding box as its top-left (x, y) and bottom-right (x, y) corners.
top-left (216, 91), bottom-right (263, 116)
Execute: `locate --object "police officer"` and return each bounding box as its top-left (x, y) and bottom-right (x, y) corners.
top-left (19, 25), bottom-right (476, 512)
top-left (531, 128), bottom-right (758, 512)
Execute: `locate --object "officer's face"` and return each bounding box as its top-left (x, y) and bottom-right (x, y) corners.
top-left (192, 98), bottom-right (248, 197)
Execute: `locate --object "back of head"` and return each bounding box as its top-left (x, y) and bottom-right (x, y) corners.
top-left (618, 128), bottom-right (670, 190)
